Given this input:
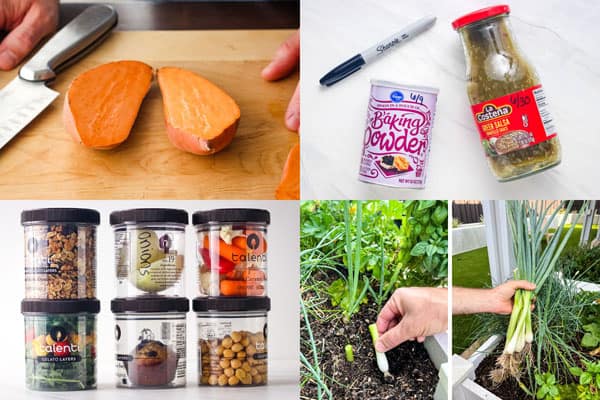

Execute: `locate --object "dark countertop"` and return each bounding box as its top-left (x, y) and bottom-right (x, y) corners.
top-left (60, 1), bottom-right (299, 30)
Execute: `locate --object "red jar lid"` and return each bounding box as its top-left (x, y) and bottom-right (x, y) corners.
top-left (452, 5), bottom-right (510, 30)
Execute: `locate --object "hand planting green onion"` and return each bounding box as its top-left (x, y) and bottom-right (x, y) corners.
top-left (344, 344), bottom-right (354, 362)
top-left (368, 323), bottom-right (392, 382)
top-left (493, 200), bottom-right (588, 382)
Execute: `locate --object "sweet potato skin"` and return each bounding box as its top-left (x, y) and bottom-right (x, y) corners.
top-left (165, 116), bottom-right (239, 155)
top-left (63, 61), bottom-right (153, 150)
top-left (157, 67), bottom-right (240, 155)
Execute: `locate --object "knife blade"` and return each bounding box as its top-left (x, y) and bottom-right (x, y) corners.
top-left (0, 4), bottom-right (117, 151)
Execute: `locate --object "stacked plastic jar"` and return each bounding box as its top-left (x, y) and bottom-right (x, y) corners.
top-left (21, 208), bottom-right (101, 391)
top-left (109, 209), bottom-right (190, 388)
top-left (192, 208), bottom-right (271, 386)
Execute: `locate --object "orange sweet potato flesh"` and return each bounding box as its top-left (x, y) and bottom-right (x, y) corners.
top-left (275, 143), bottom-right (300, 200)
top-left (63, 61), bottom-right (153, 149)
top-left (157, 67), bottom-right (240, 155)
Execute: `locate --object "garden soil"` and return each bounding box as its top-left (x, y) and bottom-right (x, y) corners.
top-left (301, 272), bottom-right (438, 399)
top-left (475, 355), bottom-right (528, 400)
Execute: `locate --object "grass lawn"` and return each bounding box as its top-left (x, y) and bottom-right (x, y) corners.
top-left (452, 247), bottom-right (491, 354)
top-left (561, 225), bottom-right (598, 249)
top-left (451, 224), bottom-right (598, 354)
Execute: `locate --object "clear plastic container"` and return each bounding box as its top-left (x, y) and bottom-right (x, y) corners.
top-left (193, 209), bottom-right (270, 297)
top-left (453, 5), bottom-right (561, 181)
top-left (22, 208), bottom-right (100, 299)
top-left (22, 299), bottom-right (100, 391)
top-left (111, 297), bottom-right (189, 388)
top-left (193, 297), bottom-right (270, 386)
top-left (110, 209), bottom-right (188, 297)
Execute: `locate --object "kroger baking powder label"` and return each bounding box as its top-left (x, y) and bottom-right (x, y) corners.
top-left (471, 84), bottom-right (557, 156)
top-left (359, 82), bottom-right (438, 189)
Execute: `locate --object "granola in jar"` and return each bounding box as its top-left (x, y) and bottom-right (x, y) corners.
top-left (22, 209), bottom-right (100, 299)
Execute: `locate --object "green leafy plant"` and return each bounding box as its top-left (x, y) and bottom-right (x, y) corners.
top-left (301, 200), bottom-right (448, 321)
top-left (582, 323), bottom-right (600, 349)
top-left (535, 372), bottom-right (561, 400)
top-left (559, 245), bottom-right (600, 284)
top-left (570, 360), bottom-right (600, 400)
top-left (406, 200), bottom-right (448, 280)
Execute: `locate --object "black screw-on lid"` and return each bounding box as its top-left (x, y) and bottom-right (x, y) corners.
top-left (110, 208), bottom-right (189, 225)
top-left (21, 208), bottom-right (100, 225)
top-left (192, 296), bottom-right (271, 312)
top-left (192, 209), bottom-right (271, 225)
top-left (111, 297), bottom-right (190, 313)
top-left (21, 299), bottom-right (101, 314)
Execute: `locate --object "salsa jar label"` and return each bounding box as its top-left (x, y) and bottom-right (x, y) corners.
top-left (359, 81), bottom-right (438, 189)
top-left (471, 85), bottom-right (557, 156)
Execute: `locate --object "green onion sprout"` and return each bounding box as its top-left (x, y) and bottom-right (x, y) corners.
top-left (344, 344), bottom-right (354, 362)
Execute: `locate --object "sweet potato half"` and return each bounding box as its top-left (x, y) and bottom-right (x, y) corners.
top-left (157, 67), bottom-right (240, 155)
top-left (64, 60), bottom-right (153, 149)
top-left (275, 143), bottom-right (300, 200)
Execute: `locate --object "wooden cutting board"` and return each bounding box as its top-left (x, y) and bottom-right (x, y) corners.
top-left (0, 30), bottom-right (298, 199)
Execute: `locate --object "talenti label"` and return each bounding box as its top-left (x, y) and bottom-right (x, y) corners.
top-left (471, 85), bottom-right (557, 156)
top-left (359, 82), bottom-right (438, 189)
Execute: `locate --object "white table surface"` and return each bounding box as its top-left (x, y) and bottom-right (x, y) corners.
top-left (301, 0), bottom-right (600, 199)
top-left (0, 200), bottom-right (299, 400)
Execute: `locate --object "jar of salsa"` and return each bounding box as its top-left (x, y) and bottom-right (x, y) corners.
top-left (452, 5), bottom-right (561, 181)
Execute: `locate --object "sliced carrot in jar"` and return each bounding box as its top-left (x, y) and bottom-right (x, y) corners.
top-left (202, 236), bottom-right (245, 264)
top-left (220, 280), bottom-right (265, 296)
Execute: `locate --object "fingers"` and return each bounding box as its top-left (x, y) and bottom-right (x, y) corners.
top-left (262, 31), bottom-right (300, 81)
top-left (285, 82), bottom-right (300, 132)
top-left (376, 291), bottom-right (405, 334)
top-left (507, 280), bottom-right (536, 292)
top-left (376, 321), bottom-right (410, 352)
top-left (0, 2), bottom-right (58, 70)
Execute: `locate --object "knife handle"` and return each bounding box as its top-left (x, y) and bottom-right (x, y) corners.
top-left (19, 5), bottom-right (118, 82)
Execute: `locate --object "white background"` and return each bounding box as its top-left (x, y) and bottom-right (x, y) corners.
top-left (301, 0), bottom-right (600, 199)
top-left (0, 200), bottom-right (299, 399)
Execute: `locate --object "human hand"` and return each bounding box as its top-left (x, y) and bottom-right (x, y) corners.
top-left (489, 280), bottom-right (536, 315)
top-left (375, 287), bottom-right (448, 353)
top-left (0, 0), bottom-right (58, 70)
top-left (262, 30), bottom-right (299, 132)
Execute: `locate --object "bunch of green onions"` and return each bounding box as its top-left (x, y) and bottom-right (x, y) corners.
top-left (495, 200), bottom-right (587, 381)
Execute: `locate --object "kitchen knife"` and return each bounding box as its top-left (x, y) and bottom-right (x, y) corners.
top-left (0, 4), bottom-right (117, 150)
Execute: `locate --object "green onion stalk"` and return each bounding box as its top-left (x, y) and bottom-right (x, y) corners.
top-left (368, 323), bottom-right (392, 382)
top-left (493, 200), bottom-right (588, 383)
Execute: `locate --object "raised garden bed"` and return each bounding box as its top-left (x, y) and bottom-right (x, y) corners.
top-left (300, 200), bottom-right (449, 400)
top-left (301, 289), bottom-right (440, 399)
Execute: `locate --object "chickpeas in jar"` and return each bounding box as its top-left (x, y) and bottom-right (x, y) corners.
top-left (193, 209), bottom-right (269, 297)
top-left (194, 297), bottom-right (270, 386)
top-left (452, 5), bottom-right (561, 181)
